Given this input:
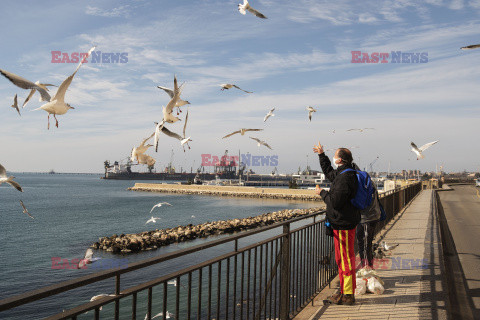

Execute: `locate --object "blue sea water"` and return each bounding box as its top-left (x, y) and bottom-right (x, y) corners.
top-left (0, 173), bottom-right (320, 319)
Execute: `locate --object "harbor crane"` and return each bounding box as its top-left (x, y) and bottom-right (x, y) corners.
top-left (369, 156), bottom-right (379, 174)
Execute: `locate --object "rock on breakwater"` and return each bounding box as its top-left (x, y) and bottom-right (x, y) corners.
top-left (92, 207), bottom-right (325, 254)
top-left (128, 183), bottom-right (320, 201)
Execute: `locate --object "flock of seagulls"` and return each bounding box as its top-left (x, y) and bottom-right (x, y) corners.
top-left (1, 46), bottom-right (95, 129)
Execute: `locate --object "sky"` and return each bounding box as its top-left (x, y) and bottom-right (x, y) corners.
top-left (0, 0), bottom-right (479, 174)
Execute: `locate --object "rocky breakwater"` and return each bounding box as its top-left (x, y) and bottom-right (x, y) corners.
top-left (92, 207), bottom-right (325, 254)
top-left (128, 183), bottom-right (319, 201)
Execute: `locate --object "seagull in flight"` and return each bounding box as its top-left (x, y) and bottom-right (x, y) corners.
top-left (0, 164), bottom-right (23, 192)
top-left (19, 200), bottom-right (34, 219)
top-left (167, 279), bottom-right (186, 288)
top-left (144, 311), bottom-right (174, 320)
top-left (381, 241), bottom-right (399, 251)
top-left (162, 75), bottom-right (182, 124)
top-left (238, 0), bottom-right (267, 19)
top-left (410, 140), bottom-right (438, 160)
top-left (157, 82), bottom-right (190, 115)
top-left (223, 128), bottom-right (262, 139)
top-left (263, 108), bottom-right (275, 122)
top-left (250, 137), bottom-right (273, 150)
top-left (347, 128), bottom-right (375, 133)
top-left (11, 94), bottom-right (20, 116)
top-left (306, 106), bottom-right (316, 121)
top-left (131, 133), bottom-right (155, 162)
top-left (90, 294), bottom-right (116, 310)
top-left (150, 202), bottom-right (172, 213)
top-left (79, 248), bottom-right (101, 268)
top-left (461, 44), bottom-right (480, 50)
top-left (34, 46), bottom-right (96, 129)
top-left (220, 84), bottom-right (252, 93)
top-left (146, 216), bottom-right (162, 224)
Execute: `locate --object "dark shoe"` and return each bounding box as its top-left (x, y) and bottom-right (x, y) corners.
top-left (326, 292), bottom-right (343, 304)
top-left (341, 294), bottom-right (355, 305)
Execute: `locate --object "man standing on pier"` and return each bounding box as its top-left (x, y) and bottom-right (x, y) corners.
top-left (313, 142), bottom-right (360, 305)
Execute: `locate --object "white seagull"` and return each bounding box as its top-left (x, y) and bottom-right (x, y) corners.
top-left (263, 108), bottom-right (275, 122)
top-left (79, 248), bottom-right (100, 268)
top-left (381, 241), bottom-right (399, 251)
top-left (150, 202), bottom-right (172, 213)
top-left (157, 82), bottom-right (190, 115)
top-left (461, 44), bottom-right (480, 50)
top-left (238, 0), bottom-right (267, 19)
top-left (162, 75), bottom-right (182, 124)
top-left (306, 106), bottom-right (316, 121)
top-left (19, 200), bottom-right (34, 219)
top-left (0, 164), bottom-right (23, 192)
top-left (144, 311), bottom-right (174, 320)
top-left (90, 294), bottom-right (116, 310)
top-left (250, 137), bottom-right (273, 150)
top-left (22, 82), bottom-right (57, 108)
top-left (131, 133), bottom-right (155, 162)
top-left (146, 216), bottom-right (161, 225)
top-left (11, 94), bottom-right (20, 116)
top-left (410, 140), bottom-right (439, 160)
top-left (223, 128), bottom-right (262, 139)
top-left (167, 279), bottom-right (186, 288)
top-left (136, 153), bottom-right (156, 167)
top-left (220, 83), bottom-right (252, 93)
top-left (33, 46), bottom-right (96, 129)
top-left (347, 128), bottom-right (375, 133)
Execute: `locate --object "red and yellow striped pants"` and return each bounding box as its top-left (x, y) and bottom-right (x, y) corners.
top-left (333, 228), bottom-right (356, 294)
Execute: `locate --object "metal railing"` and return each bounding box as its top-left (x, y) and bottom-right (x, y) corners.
top-left (0, 183), bottom-right (421, 320)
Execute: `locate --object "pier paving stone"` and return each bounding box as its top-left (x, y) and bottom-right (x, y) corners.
top-left (293, 190), bottom-right (448, 320)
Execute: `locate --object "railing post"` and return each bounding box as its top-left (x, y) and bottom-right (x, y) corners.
top-left (280, 223), bottom-right (291, 320)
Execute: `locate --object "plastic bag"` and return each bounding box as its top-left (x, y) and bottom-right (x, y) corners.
top-left (366, 276), bottom-right (384, 294)
top-left (355, 278), bottom-right (367, 295)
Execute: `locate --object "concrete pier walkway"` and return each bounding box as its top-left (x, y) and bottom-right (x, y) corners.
top-left (295, 190), bottom-right (449, 320)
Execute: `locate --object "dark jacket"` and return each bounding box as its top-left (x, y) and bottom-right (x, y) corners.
top-left (318, 153), bottom-right (360, 230)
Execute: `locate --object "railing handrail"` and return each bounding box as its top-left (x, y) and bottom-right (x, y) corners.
top-left (0, 208), bottom-right (327, 312)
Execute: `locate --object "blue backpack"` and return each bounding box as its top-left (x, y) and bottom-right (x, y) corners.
top-left (340, 168), bottom-right (375, 210)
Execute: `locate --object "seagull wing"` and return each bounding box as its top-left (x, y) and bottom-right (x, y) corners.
top-left (154, 121), bottom-right (165, 152)
top-left (263, 142), bottom-right (273, 150)
top-left (223, 130), bottom-right (241, 139)
top-left (157, 86), bottom-right (174, 99)
top-left (7, 180), bottom-right (23, 192)
top-left (461, 44), bottom-right (480, 50)
top-left (250, 137), bottom-right (261, 143)
top-left (245, 129), bottom-right (263, 133)
top-left (418, 140), bottom-right (438, 152)
top-left (22, 89), bottom-right (36, 108)
top-left (161, 126), bottom-right (182, 141)
top-left (84, 248), bottom-right (94, 260)
top-left (165, 76), bottom-right (179, 114)
top-left (140, 132), bottom-right (155, 147)
top-left (52, 46), bottom-right (95, 102)
top-left (0, 164), bottom-right (6, 178)
top-left (247, 6), bottom-right (267, 19)
top-left (183, 108), bottom-right (189, 138)
top-left (150, 204), bottom-right (159, 213)
top-left (232, 84), bottom-right (252, 93)
top-left (410, 142), bottom-right (419, 151)
top-left (0, 69), bottom-right (51, 102)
